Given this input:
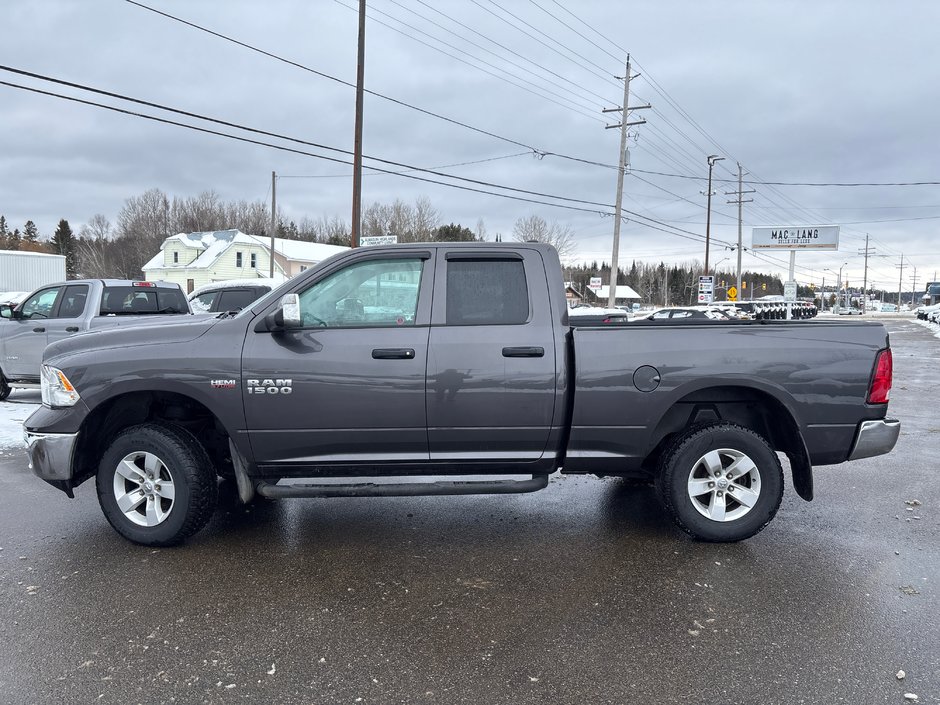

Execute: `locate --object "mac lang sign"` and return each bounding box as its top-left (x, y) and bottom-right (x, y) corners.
top-left (752, 225), bottom-right (840, 251)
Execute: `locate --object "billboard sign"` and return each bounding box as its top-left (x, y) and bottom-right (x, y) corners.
top-left (752, 225), bottom-right (840, 251)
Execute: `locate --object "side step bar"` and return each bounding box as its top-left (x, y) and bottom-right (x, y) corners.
top-left (256, 474), bottom-right (549, 499)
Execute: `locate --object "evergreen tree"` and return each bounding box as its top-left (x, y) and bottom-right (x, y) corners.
top-left (8, 228), bottom-right (21, 250)
top-left (434, 222), bottom-right (478, 242)
top-left (23, 220), bottom-right (39, 243)
top-left (0, 215), bottom-right (8, 249)
top-left (51, 218), bottom-right (78, 279)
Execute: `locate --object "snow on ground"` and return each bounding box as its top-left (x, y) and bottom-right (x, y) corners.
top-left (913, 318), bottom-right (940, 339)
top-left (0, 390), bottom-right (40, 450)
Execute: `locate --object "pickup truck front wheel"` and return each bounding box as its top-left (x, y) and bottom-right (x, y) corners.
top-left (656, 423), bottom-right (783, 542)
top-left (96, 423), bottom-right (218, 546)
top-left (0, 372), bottom-right (10, 401)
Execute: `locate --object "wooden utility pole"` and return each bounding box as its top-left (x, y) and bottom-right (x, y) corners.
top-left (857, 234), bottom-right (873, 314)
top-left (703, 154), bottom-right (725, 274)
top-left (270, 171), bottom-right (276, 277)
top-left (351, 0), bottom-right (366, 248)
top-left (725, 162), bottom-right (753, 297)
top-left (603, 55), bottom-right (649, 307)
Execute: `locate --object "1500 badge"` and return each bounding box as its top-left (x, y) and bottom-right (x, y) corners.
top-left (246, 378), bottom-right (293, 395)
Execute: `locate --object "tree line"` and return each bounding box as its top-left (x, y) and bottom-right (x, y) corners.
top-left (0, 187), bottom-right (897, 305)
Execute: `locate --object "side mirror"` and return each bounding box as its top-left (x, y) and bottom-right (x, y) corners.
top-left (264, 293), bottom-right (302, 331)
top-left (0, 304), bottom-right (15, 320)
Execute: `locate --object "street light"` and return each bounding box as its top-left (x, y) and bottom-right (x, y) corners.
top-left (702, 154), bottom-right (725, 274)
top-left (825, 261), bottom-right (848, 313)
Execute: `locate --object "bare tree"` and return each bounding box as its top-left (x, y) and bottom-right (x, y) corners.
top-left (512, 214), bottom-right (577, 260)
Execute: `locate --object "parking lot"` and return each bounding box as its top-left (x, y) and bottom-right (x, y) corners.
top-left (0, 317), bottom-right (937, 705)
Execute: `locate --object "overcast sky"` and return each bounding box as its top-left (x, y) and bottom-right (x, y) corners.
top-left (2, 0), bottom-right (939, 295)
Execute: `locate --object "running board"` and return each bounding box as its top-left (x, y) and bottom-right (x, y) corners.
top-left (10, 382), bottom-right (40, 390)
top-left (255, 474), bottom-right (549, 499)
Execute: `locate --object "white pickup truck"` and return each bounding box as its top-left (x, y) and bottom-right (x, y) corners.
top-left (0, 279), bottom-right (190, 399)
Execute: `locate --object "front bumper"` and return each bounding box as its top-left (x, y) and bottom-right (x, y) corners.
top-left (847, 418), bottom-right (901, 461)
top-left (25, 430), bottom-right (78, 482)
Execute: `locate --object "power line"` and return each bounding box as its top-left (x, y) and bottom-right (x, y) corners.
top-left (278, 151), bottom-right (533, 178)
top-left (628, 166), bottom-right (940, 187)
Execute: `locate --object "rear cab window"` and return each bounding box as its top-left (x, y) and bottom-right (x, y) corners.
top-left (100, 286), bottom-right (189, 315)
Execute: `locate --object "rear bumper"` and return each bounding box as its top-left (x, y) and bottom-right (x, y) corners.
top-left (847, 418), bottom-right (900, 461)
top-left (25, 430), bottom-right (78, 482)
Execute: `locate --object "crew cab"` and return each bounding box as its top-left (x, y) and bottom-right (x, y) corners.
top-left (0, 279), bottom-right (190, 399)
top-left (23, 244), bottom-right (900, 546)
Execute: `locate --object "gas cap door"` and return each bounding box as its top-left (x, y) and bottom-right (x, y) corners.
top-left (633, 365), bottom-right (662, 393)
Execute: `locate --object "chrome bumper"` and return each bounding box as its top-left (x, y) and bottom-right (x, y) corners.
top-left (24, 431), bottom-right (78, 482)
top-left (847, 418), bottom-right (901, 461)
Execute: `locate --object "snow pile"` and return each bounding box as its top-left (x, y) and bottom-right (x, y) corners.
top-left (0, 391), bottom-right (40, 449)
top-left (913, 318), bottom-right (940, 340)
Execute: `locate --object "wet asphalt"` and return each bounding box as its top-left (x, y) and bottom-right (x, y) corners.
top-left (0, 318), bottom-right (937, 705)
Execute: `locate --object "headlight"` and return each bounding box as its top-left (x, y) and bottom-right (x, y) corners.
top-left (41, 365), bottom-right (80, 407)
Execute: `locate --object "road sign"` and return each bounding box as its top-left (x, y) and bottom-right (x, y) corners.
top-left (784, 281), bottom-right (798, 302)
top-left (698, 275), bottom-right (714, 304)
top-left (360, 235), bottom-right (399, 246)
top-left (727, 286), bottom-right (738, 301)
top-left (588, 276), bottom-right (602, 290)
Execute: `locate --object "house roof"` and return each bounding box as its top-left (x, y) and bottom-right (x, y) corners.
top-left (142, 229), bottom-right (349, 272)
top-left (589, 283), bottom-right (642, 300)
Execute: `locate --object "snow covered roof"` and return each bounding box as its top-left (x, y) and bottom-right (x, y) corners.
top-left (588, 283), bottom-right (642, 300)
top-left (188, 277), bottom-right (285, 299)
top-left (143, 229), bottom-right (349, 272)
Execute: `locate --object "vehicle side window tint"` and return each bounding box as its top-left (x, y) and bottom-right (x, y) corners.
top-left (19, 287), bottom-right (61, 319)
top-left (56, 285), bottom-right (89, 318)
top-left (672, 311), bottom-right (692, 319)
top-left (298, 258), bottom-right (424, 328)
top-left (445, 259), bottom-right (529, 326)
top-left (650, 310), bottom-right (671, 320)
top-left (217, 289), bottom-right (260, 312)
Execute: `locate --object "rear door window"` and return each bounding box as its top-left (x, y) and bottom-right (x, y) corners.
top-left (55, 285), bottom-right (89, 318)
top-left (445, 259), bottom-right (529, 326)
top-left (217, 288), bottom-right (264, 312)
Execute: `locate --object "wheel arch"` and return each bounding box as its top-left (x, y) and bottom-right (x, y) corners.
top-left (645, 382), bottom-right (813, 501)
top-left (71, 390), bottom-right (243, 489)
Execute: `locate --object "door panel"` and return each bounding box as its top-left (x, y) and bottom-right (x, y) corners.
top-left (46, 284), bottom-right (90, 347)
top-left (3, 286), bottom-right (61, 378)
top-left (242, 253), bottom-right (433, 473)
top-left (426, 252), bottom-right (557, 463)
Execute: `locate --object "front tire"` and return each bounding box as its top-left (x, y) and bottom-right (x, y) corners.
top-left (656, 423), bottom-right (784, 542)
top-left (0, 372), bottom-right (10, 401)
top-left (96, 423), bottom-right (218, 546)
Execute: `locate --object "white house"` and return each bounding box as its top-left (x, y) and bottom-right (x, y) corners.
top-left (143, 229), bottom-right (348, 293)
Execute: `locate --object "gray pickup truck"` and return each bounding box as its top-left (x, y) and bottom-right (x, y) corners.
top-left (24, 243), bottom-right (899, 546)
top-left (0, 279), bottom-right (190, 398)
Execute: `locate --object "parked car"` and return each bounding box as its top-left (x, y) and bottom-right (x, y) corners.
top-left (0, 279), bottom-right (190, 399)
top-left (916, 303), bottom-right (940, 320)
top-left (638, 307), bottom-right (733, 321)
top-left (188, 279), bottom-right (278, 315)
top-left (568, 306), bottom-right (630, 325)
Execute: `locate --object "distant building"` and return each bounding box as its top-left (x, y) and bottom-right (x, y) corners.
top-left (587, 281), bottom-right (642, 305)
top-left (143, 229), bottom-right (348, 293)
top-left (924, 281), bottom-right (940, 305)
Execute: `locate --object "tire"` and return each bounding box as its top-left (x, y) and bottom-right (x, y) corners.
top-left (96, 423), bottom-right (218, 546)
top-left (0, 372), bottom-right (10, 401)
top-left (655, 423), bottom-right (784, 542)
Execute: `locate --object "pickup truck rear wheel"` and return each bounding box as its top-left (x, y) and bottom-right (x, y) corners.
top-left (96, 423), bottom-right (218, 546)
top-left (656, 423), bottom-right (783, 542)
top-left (0, 373), bottom-right (10, 401)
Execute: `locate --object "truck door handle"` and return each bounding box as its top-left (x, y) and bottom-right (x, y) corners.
top-left (502, 346), bottom-right (544, 358)
top-left (32, 327), bottom-right (45, 333)
top-left (372, 348), bottom-right (416, 360)
top-left (66, 326), bottom-right (79, 333)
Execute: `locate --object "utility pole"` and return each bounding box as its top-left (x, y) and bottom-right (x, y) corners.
top-left (269, 171), bottom-right (276, 277)
top-left (350, 0), bottom-right (366, 248)
top-left (896, 254), bottom-right (905, 307)
top-left (703, 154), bottom-right (725, 274)
top-left (910, 266), bottom-right (919, 306)
top-left (603, 55), bottom-right (650, 307)
top-left (857, 234), bottom-right (874, 314)
top-left (725, 162), bottom-right (754, 297)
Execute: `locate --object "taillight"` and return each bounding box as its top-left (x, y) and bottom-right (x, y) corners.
top-left (867, 348), bottom-right (892, 404)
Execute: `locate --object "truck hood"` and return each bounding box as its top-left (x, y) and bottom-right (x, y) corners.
top-left (44, 315), bottom-right (221, 363)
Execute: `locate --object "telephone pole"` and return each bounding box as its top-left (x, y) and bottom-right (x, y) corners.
top-left (350, 0), bottom-right (366, 248)
top-left (910, 266), bottom-right (919, 306)
top-left (269, 171), bottom-right (276, 277)
top-left (896, 254), bottom-right (905, 307)
top-left (725, 162), bottom-right (754, 296)
top-left (857, 234), bottom-right (874, 314)
top-left (603, 55), bottom-right (649, 307)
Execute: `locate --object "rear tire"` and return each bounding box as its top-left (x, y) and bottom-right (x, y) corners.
top-left (0, 372), bottom-right (10, 401)
top-left (96, 423), bottom-right (218, 546)
top-left (656, 423), bottom-right (783, 542)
